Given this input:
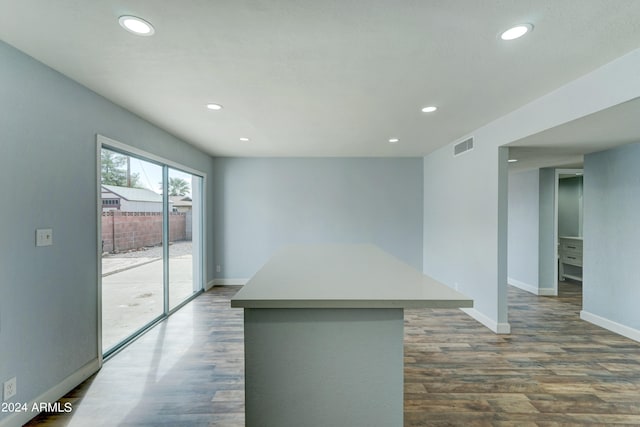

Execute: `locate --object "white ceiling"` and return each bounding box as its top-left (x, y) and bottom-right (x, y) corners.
top-left (1, 1), bottom-right (640, 157)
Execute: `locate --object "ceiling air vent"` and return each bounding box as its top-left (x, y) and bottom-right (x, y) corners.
top-left (454, 137), bottom-right (474, 156)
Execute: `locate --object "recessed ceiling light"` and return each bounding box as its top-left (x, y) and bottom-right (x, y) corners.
top-left (206, 103), bottom-right (223, 110)
top-left (239, 137), bottom-right (250, 142)
top-left (118, 15), bottom-right (155, 36)
top-left (500, 23), bottom-right (533, 41)
top-left (421, 106), bottom-right (437, 113)
top-left (508, 159), bottom-right (518, 163)
top-left (388, 138), bottom-right (399, 144)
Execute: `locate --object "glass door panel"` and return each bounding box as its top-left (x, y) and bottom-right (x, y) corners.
top-left (168, 168), bottom-right (203, 311)
top-left (100, 148), bottom-right (165, 353)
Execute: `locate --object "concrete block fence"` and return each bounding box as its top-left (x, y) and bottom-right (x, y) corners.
top-left (102, 211), bottom-right (187, 253)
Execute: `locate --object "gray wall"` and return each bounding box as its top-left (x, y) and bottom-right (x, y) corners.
top-left (558, 176), bottom-right (583, 237)
top-left (507, 169), bottom-right (539, 290)
top-left (423, 140), bottom-right (507, 331)
top-left (0, 40), bottom-right (215, 423)
top-left (212, 158), bottom-right (423, 278)
top-left (422, 48), bottom-right (640, 332)
top-left (538, 168), bottom-right (557, 292)
top-left (583, 143), bottom-right (640, 330)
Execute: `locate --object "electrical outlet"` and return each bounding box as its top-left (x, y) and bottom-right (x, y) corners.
top-left (216, 265), bottom-right (221, 273)
top-left (3, 377), bottom-right (16, 401)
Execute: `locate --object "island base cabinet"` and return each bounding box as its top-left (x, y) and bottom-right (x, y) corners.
top-left (243, 308), bottom-right (404, 427)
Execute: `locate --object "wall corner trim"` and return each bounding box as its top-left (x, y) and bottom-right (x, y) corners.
top-left (580, 310), bottom-right (640, 343)
top-left (508, 279), bottom-right (556, 296)
top-left (461, 308), bottom-right (511, 334)
top-left (508, 278), bottom-right (538, 295)
top-left (0, 358), bottom-right (99, 427)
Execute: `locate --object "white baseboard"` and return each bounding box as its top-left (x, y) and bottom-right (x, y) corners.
top-left (508, 278), bottom-right (538, 294)
top-left (211, 278), bottom-right (248, 286)
top-left (508, 278), bottom-right (556, 296)
top-left (461, 307), bottom-right (511, 334)
top-left (205, 279), bottom-right (215, 290)
top-left (580, 310), bottom-right (640, 343)
top-left (0, 358), bottom-right (99, 427)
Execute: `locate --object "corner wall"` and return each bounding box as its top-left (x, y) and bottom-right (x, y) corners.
top-left (423, 140), bottom-right (507, 332)
top-left (582, 143), bottom-right (640, 341)
top-left (0, 41), bottom-right (215, 426)
top-left (422, 47), bottom-right (640, 333)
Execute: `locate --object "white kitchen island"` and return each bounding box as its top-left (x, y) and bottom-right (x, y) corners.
top-left (231, 244), bottom-right (472, 427)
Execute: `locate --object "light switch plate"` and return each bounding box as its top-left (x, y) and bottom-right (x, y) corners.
top-left (36, 228), bottom-right (53, 247)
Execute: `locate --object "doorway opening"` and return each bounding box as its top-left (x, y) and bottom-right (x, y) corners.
top-left (555, 169), bottom-right (584, 295)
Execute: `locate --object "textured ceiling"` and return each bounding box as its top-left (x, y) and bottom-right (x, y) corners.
top-left (1, 0), bottom-right (639, 157)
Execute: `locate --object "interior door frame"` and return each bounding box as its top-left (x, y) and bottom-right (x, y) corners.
top-left (553, 168), bottom-right (584, 295)
top-left (96, 134), bottom-right (207, 364)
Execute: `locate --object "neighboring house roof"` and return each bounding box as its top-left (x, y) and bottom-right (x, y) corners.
top-left (169, 195), bottom-right (192, 207)
top-left (102, 184), bottom-right (163, 203)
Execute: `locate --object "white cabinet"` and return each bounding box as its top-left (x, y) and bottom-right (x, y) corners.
top-left (559, 236), bottom-right (583, 282)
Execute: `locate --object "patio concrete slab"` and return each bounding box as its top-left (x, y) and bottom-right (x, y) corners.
top-left (102, 257), bottom-right (160, 276)
top-left (102, 255), bottom-right (196, 351)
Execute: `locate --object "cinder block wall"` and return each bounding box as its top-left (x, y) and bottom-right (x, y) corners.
top-left (101, 211), bottom-right (187, 252)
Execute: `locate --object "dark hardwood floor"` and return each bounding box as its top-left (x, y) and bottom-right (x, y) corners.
top-left (405, 282), bottom-right (640, 426)
top-left (26, 282), bottom-right (640, 426)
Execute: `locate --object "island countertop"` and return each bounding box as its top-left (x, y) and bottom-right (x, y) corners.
top-left (230, 244), bottom-right (473, 309)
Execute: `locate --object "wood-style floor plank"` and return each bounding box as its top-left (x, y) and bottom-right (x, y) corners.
top-left (26, 282), bottom-right (640, 426)
top-left (405, 282), bottom-right (640, 426)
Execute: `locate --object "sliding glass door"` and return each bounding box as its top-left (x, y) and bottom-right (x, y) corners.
top-left (99, 141), bottom-right (204, 357)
